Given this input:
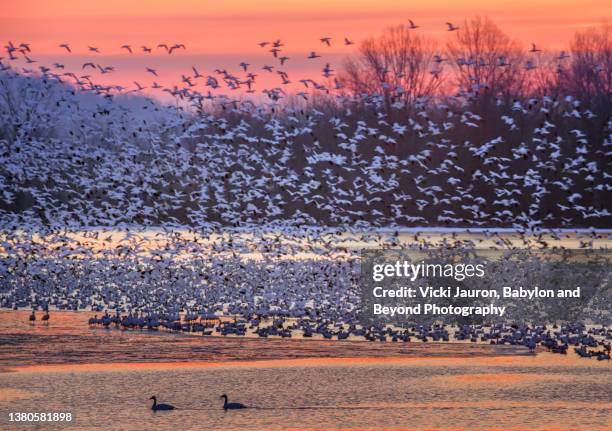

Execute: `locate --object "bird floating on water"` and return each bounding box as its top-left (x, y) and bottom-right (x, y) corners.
top-left (150, 396), bottom-right (175, 411)
top-left (221, 394), bottom-right (247, 410)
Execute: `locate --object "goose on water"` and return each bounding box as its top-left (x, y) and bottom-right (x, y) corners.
top-left (149, 396), bottom-right (175, 411)
top-left (221, 394), bottom-right (246, 410)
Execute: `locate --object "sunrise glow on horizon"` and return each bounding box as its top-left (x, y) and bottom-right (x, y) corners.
top-left (2, 0), bottom-right (610, 96)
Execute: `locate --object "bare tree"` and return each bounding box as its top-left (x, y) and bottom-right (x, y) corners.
top-left (526, 51), bottom-right (563, 98)
top-left (561, 23), bottom-right (612, 104)
top-left (340, 25), bottom-right (442, 109)
top-left (446, 16), bottom-right (526, 100)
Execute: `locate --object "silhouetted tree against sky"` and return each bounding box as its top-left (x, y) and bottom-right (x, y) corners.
top-left (341, 25), bottom-right (442, 111)
top-left (563, 23), bottom-right (611, 110)
top-left (446, 16), bottom-right (526, 102)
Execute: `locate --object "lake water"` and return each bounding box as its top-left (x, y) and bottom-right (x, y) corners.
top-left (1, 229), bottom-right (611, 430)
top-left (0, 312), bottom-right (611, 431)
top-left (1, 354), bottom-right (611, 431)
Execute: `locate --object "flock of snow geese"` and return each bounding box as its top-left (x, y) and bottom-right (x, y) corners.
top-left (0, 21), bottom-right (609, 231)
top-left (0, 20), bottom-right (610, 376)
top-left (6, 225), bottom-right (612, 364)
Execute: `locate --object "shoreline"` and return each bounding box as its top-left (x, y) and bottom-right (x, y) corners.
top-left (3, 309), bottom-right (609, 373)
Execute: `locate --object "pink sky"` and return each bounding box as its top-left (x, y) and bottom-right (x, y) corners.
top-left (2, 0), bottom-right (609, 96)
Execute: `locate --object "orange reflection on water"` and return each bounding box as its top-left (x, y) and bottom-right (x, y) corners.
top-left (443, 373), bottom-right (570, 383)
top-left (11, 349), bottom-right (609, 374)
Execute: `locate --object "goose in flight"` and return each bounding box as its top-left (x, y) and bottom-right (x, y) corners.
top-left (433, 54), bottom-right (446, 63)
top-left (320, 37), bottom-right (331, 46)
top-left (307, 51), bottom-right (321, 59)
top-left (5, 41), bottom-right (16, 55)
top-left (322, 63), bottom-right (334, 77)
top-left (150, 396), bottom-right (175, 411)
top-left (192, 66), bottom-right (203, 78)
top-left (59, 43), bottom-right (71, 53)
top-left (88, 46), bottom-right (100, 53)
top-left (133, 81), bottom-right (146, 91)
top-left (558, 51), bottom-right (570, 60)
top-left (529, 43), bottom-right (541, 53)
top-left (344, 38), bottom-right (354, 45)
top-left (498, 56), bottom-right (510, 67)
top-left (169, 43), bottom-right (186, 54)
top-left (146, 67), bottom-right (158, 76)
top-left (408, 19), bottom-right (419, 29)
top-left (82, 62), bottom-right (96, 69)
top-left (141, 45), bottom-right (152, 53)
top-left (239, 62), bottom-right (249, 72)
top-left (220, 394), bottom-right (246, 410)
top-left (120, 44), bottom-right (133, 54)
top-left (446, 22), bottom-right (459, 31)
top-left (258, 41), bottom-right (269, 47)
top-left (180, 74), bottom-right (194, 86)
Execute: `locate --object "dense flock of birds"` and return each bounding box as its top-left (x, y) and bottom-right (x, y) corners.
top-left (1, 22), bottom-right (610, 230)
top-left (4, 227), bottom-right (612, 361)
top-left (84, 310), bottom-right (612, 361)
top-left (0, 23), bottom-right (610, 363)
